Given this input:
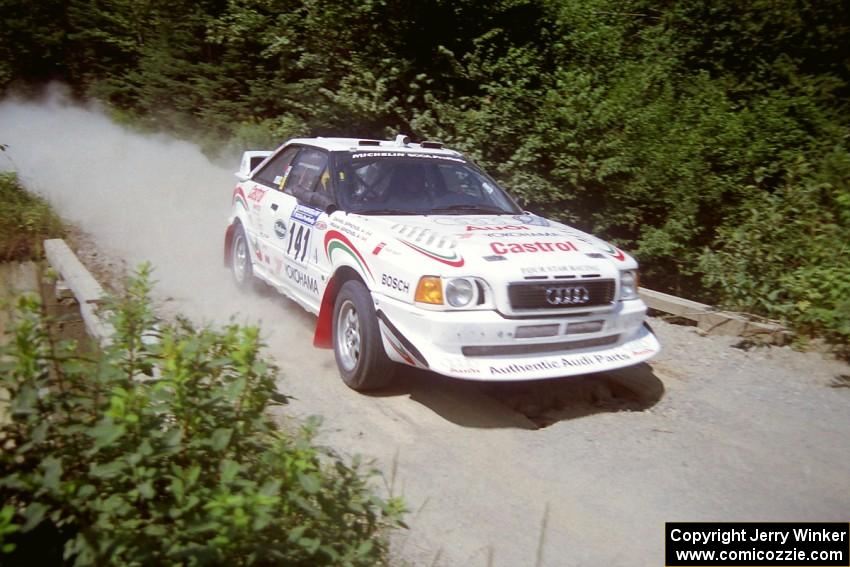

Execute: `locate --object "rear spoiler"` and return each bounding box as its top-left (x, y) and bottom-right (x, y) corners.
top-left (235, 150), bottom-right (273, 181)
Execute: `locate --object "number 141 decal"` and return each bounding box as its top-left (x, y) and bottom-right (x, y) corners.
top-left (286, 224), bottom-right (312, 262)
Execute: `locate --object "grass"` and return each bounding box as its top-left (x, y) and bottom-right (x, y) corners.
top-left (0, 172), bottom-right (64, 261)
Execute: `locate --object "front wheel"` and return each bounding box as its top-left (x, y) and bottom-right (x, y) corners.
top-left (333, 280), bottom-right (396, 391)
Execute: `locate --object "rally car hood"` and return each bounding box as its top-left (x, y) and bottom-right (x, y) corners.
top-left (354, 213), bottom-right (637, 279)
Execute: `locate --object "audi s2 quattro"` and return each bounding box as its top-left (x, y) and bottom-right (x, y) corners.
top-left (224, 135), bottom-right (660, 390)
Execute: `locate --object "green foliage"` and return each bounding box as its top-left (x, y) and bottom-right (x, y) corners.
top-left (0, 0), bottom-right (69, 87)
top-left (0, 267), bottom-right (404, 565)
top-left (0, 172), bottom-right (65, 261)
top-left (700, 154), bottom-right (850, 345)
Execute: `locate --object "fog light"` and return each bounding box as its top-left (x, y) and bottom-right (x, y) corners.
top-left (515, 324), bottom-right (560, 338)
top-left (566, 320), bottom-right (604, 334)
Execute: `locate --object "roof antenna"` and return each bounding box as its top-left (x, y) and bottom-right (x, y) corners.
top-left (395, 134), bottom-right (411, 146)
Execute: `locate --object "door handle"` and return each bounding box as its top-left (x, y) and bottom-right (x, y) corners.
top-left (271, 203), bottom-right (278, 211)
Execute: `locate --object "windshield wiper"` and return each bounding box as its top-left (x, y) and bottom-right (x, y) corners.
top-left (356, 208), bottom-right (415, 215)
top-left (430, 204), bottom-right (509, 214)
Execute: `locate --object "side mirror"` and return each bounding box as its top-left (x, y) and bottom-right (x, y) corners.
top-left (291, 186), bottom-right (311, 203)
top-left (308, 192), bottom-right (337, 213)
top-left (291, 187), bottom-right (337, 213)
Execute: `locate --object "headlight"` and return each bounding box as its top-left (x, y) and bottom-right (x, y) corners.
top-left (445, 278), bottom-right (475, 307)
top-left (414, 276), bottom-right (486, 308)
top-left (620, 270), bottom-right (639, 300)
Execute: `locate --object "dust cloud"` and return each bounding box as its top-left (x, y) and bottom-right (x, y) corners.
top-left (0, 85), bottom-right (301, 340)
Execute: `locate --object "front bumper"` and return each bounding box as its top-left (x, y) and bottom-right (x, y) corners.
top-left (373, 294), bottom-right (660, 381)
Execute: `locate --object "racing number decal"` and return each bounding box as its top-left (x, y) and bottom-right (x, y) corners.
top-left (286, 224), bottom-right (312, 263)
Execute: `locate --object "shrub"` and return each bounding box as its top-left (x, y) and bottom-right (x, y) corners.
top-left (699, 154), bottom-right (850, 348)
top-left (0, 171), bottom-right (64, 262)
top-left (0, 266), bottom-right (404, 565)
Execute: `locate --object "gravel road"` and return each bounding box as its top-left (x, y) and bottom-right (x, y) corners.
top-left (2, 93), bottom-right (848, 566)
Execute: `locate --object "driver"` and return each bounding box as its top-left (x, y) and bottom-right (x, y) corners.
top-left (386, 164), bottom-right (430, 208)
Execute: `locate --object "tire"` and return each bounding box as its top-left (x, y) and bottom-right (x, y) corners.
top-left (332, 280), bottom-right (396, 391)
top-left (230, 223), bottom-right (257, 291)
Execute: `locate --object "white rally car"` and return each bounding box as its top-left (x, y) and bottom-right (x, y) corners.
top-left (224, 135), bottom-right (660, 390)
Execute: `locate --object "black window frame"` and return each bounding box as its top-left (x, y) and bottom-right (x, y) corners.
top-left (253, 145), bottom-right (301, 190)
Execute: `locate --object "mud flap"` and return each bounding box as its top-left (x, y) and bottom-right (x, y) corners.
top-left (313, 278), bottom-right (339, 348)
top-left (223, 223), bottom-right (235, 267)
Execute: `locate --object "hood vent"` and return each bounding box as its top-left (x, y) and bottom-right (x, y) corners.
top-left (391, 223), bottom-right (456, 249)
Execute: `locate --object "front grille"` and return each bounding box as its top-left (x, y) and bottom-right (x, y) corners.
top-left (508, 279), bottom-right (615, 310)
top-left (461, 334), bottom-right (619, 357)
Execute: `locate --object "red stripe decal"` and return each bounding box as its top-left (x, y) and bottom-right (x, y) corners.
top-left (385, 333), bottom-right (416, 366)
top-left (233, 186), bottom-right (248, 206)
top-left (399, 240), bottom-right (465, 268)
top-left (324, 230), bottom-right (374, 279)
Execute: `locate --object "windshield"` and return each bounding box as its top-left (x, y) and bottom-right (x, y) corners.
top-left (333, 153), bottom-right (522, 215)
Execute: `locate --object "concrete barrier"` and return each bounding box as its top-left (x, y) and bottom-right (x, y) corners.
top-left (639, 287), bottom-right (791, 345)
top-left (43, 239), bottom-right (114, 345)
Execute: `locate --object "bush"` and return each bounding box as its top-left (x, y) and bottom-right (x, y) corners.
top-left (0, 171), bottom-right (64, 262)
top-left (699, 154), bottom-right (850, 348)
top-left (0, 266), bottom-right (404, 566)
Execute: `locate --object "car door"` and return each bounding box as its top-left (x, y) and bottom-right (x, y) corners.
top-left (264, 147), bottom-right (330, 311)
top-left (250, 145), bottom-right (300, 287)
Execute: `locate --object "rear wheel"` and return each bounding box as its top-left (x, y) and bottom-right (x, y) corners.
top-left (231, 224), bottom-right (256, 290)
top-left (333, 280), bottom-right (395, 391)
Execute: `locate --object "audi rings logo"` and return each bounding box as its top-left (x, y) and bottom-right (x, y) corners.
top-left (545, 286), bottom-right (590, 305)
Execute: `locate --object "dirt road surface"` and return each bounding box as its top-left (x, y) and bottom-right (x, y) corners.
top-left (2, 93), bottom-right (848, 566)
